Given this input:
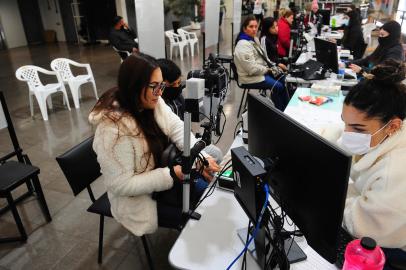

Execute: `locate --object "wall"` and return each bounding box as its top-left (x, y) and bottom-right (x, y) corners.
top-left (38, 0), bottom-right (66, 41)
top-left (0, 0), bottom-right (27, 48)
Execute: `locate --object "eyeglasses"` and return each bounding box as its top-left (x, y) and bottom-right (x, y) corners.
top-left (148, 82), bottom-right (166, 96)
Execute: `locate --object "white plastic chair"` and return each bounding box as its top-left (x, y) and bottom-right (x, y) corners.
top-left (50, 58), bottom-right (99, 109)
top-left (177, 29), bottom-right (199, 57)
top-left (362, 23), bottom-right (377, 46)
top-left (165, 30), bottom-right (188, 61)
top-left (15, 65), bottom-right (71, 121)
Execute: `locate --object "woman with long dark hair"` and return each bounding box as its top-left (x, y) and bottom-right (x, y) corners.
top-left (350, 21), bottom-right (404, 74)
top-left (341, 9), bottom-right (365, 60)
top-left (89, 54), bottom-right (219, 236)
top-left (260, 17), bottom-right (282, 64)
top-left (336, 60), bottom-right (406, 268)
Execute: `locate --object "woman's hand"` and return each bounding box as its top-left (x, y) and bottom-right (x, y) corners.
top-left (278, 63), bottom-right (288, 71)
top-left (349, 64), bottom-right (362, 73)
top-left (200, 156), bottom-right (221, 182)
top-left (173, 165), bottom-right (184, 181)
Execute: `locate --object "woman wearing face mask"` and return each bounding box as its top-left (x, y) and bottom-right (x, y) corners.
top-left (157, 58), bottom-right (224, 164)
top-left (349, 21), bottom-right (404, 74)
top-left (341, 8), bottom-right (365, 60)
top-left (337, 60), bottom-right (406, 268)
top-left (89, 54), bottom-right (220, 236)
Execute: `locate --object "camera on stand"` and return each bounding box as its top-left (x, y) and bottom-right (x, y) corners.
top-left (187, 53), bottom-right (229, 138)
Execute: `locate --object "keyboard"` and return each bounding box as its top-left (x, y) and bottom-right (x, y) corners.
top-left (297, 60), bottom-right (325, 80)
top-left (335, 227), bottom-right (355, 268)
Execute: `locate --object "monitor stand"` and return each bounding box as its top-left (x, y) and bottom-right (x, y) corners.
top-left (237, 226), bottom-right (307, 268)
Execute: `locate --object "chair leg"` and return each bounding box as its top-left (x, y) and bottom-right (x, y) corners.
top-left (91, 80), bottom-right (99, 99)
top-left (69, 82), bottom-right (80, 109)
top-left (28, 93), bottom-right (34, 117)
top-left (141, 235), bottom-right (155, 270)
top-left (31, 176), bottom-right (52, 222)
top-left (34, 92), bottom-right (49, 121)
top-left (98, 215), bottom-right (105, 264)
top-left (6, 193), bottom-right (27, 242)
top-left (237, 89), bottom-right (248, 118)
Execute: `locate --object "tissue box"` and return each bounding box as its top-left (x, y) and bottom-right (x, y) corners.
top-left (311, 83), bottom-right (341, 97)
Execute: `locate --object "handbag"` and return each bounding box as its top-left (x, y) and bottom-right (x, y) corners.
top-left (252, 42), bottom-right (285, 79)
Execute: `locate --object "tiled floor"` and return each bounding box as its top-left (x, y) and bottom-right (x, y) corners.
top-left (0, 20), bottom-right (242, 270)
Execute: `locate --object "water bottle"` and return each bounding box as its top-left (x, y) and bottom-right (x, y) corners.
top-left (343, 237), bottom-right (385, 270)
top-left (338, 61), bottom-right (346, 80)
top-left (332, 17), bottom-right (336, 28)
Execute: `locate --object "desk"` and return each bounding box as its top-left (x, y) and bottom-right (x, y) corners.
top-left (169, 89), bottom-right (343, 269)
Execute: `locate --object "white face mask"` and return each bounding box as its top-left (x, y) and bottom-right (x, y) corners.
top-left (338, 121), bottom-right (391, 155)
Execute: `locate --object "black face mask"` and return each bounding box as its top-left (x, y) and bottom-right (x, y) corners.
top-left (378, 36), bottom-right (389, 46)
top-left (162, 85), bottom-right (184, 101)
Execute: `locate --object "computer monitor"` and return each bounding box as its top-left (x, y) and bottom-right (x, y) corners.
top-left (247, 93), bottom-right (352, 263)
top-left (319, 9), bottom-right (331, 25)
top-left (315, 37), bottom-right (339, 73)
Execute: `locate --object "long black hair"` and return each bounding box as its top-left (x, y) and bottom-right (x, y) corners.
top-left (92, 53), bottom-right (168, 170)
top-left (345, 59), bottom-right (406, 122)
top-left (260, 17), bottom-right (276, 39)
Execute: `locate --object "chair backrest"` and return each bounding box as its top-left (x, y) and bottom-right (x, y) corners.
top-left (177, 29), bottom-right (188, 41)
top-left (56, 136), bottom-right (101, 196)
top-left (165, 31), bottom-right (177, 44)
top-left (50, 58), bottom-right (74, 81)
top-left (15, 65), bottom-right (44, 90)
top-left (0, 91), bottom-right (23, 163)
top-left (230, 62), bottom-right (239, 84)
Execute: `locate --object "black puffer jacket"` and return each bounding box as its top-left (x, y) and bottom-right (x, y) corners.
top-left (352, 21), bottom-right (405, 71)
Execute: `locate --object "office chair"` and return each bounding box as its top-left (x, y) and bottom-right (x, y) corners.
top-left (230, 62), bottom-right (267, 118)
top-left (0, 91), bottom-right (52, 243)
top-left (56, 136), bottom-right (181, 270)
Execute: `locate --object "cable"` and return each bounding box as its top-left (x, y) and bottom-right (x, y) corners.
top-left (226, 184), bottom-right (270, 270)
top-left (214, 109), bottom-right (227, 144)
top-left (234, 120), bottom-right (243, 138)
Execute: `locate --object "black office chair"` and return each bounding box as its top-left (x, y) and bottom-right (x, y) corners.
top-left (230, 62), bottom-right (267, 118)
top-left (0, 91), bottom-right (52, 243)
top-left (55, 136), bottom-right (155, 269)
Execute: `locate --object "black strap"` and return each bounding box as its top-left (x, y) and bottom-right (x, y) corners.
top-left (251, 41), bottom-right (276, 68)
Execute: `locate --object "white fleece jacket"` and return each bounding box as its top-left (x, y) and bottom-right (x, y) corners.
top-left (89, 98), bottom-right (198, 236)
top-left (323, 124), bottom-right (406, 250)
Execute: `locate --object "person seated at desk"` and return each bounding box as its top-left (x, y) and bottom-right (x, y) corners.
top-left (234, 15), bottom-right (289, 111)
top-left (156, 58), bottom-right (224, 164)
top-left (109, 16), bottom-right (139, 59)
top-left (277, 10), bottom-right (294, 58)
top-left (260, 17), bottom-right (280, 64)
top-left (349, 21), bottom-right (404, 74)
top-left (89, 54), bottom-right (220, 236)
top-left (341, 8), bottom-right (365, 60)
top-left (325, 60), bottom-right (406, 269)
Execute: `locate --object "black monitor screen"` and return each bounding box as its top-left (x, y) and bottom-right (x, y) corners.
top-left (319, 9), bottom-right (331, 25)
top-left (247, 93), bottom-right (351, 263)
top-left (315, 37), bottom-right (339, 73)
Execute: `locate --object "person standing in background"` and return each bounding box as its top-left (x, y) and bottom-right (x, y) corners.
top-left (253, 0), bottom-right (264, 29)
top-left (219, 0), bottom-right (227, 26)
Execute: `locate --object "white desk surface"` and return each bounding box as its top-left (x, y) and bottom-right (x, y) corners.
top-left (169, 91), bottom-right (343, 269)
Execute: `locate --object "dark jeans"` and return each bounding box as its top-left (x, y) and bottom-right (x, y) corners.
top-left (242, 75), bottom-right (289, 110)
top-left (382, 247), bottom-right (406, 270)
top-left (156, 177), bottom-right (208, 229)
